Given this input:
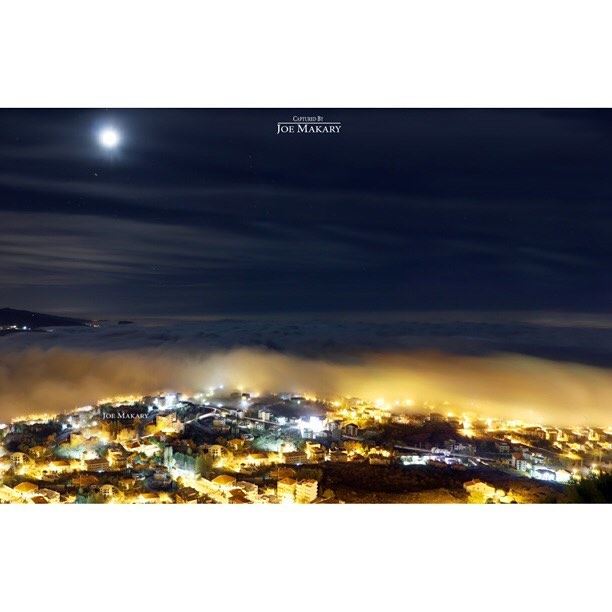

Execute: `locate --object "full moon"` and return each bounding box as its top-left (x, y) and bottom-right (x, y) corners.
top-left (99, 127), bottom-right (120, 149)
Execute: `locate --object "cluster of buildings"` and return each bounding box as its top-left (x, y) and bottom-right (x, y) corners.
top-left (509, 451), bottom-right (571, 483)
top-left (463, 480), bottom-right (516, 504)
top-left (0, 324), bottom-right (30, 332)
top-left (0, 390), bottom-right (348, 504)
top-left (0, 387), bottom-right (609, 504)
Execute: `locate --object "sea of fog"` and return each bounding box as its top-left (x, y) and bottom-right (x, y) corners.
top-left (1, 316), bottom-right (612, 427)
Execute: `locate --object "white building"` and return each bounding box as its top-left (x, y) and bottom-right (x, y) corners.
top-left (211, 474), bottom-right (237, 492)
top-left (555, 469), bottom-right (572, 483)
top-left (10, 452), bottom-right (32, 470)
top-left (295, 479), bottom-right (318, 504)
top-left (532, 467), bottom-right (556, 481)
top-left (37, 488), bottom-right (61, 503)
top-left (464, 479), bottom-right (496, 501)
top-left (156, 413), bottom-right (184, 434)
top-left (277, 477), bottom-right (297, 502)
top-left (13, 481), bottom-right (39, 499)
top-left (99, 484), bottom-right (120, 499)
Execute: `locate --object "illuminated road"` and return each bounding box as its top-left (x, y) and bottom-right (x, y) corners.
top-left (342, 434), bottom-right (494, 464)
top-left (185, 404), bottom-right (282, 429)
top-left (184, 412), bottom-right (217, 425)
top-left (393, 443), bottom-right (490, 463)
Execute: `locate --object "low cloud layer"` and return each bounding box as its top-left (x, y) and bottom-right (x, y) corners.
top-left (1, 346), bottom-right (611, 427)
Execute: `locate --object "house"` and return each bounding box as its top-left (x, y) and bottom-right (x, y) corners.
top-left (155, 413), bottom-right (184, 434)
top-left (99, 484), bottom-right (120, 499)
top-left (29, 445), bottom-right (47, 459)
top-left (277, 477), bottom-right (297, 502)
top-left (516, 458), bottom-right (532, 473)
top-left (494, 441), bottom-right (511, 454)
top-left (122, 439), bottom-right (158, 457)
top-left (511, 452), bottom-right (532, 473)
top-left (343, 423), bottom-right (359, 437)
top-left (72, 474), bottom-right (99, 488)
top-left (463, 479), bottom-right (496, 501)
top-left (176, 487), bottom-right (200, 504)
top-left (327, 420), bottom-right (343, 440)
top-left (14, 481), bottom-right (39, 499)
top-left (305, 442), bottom-right (326, 463)
top-left (227, 438), bottom-right (246, 452)
top-left (49, 459), bottom-right (71, 473)
top-left (0, 485), bottom-right (22, 503)
top-left (295, 479), bottom-right (318, 504)
top-left (106, 447), bottom-right (129, 469)
top-left (37, 488), bottom-right (61, 503)
top-left (328, 450), bottom-right (348, 462)
top-left (555, 469), bottom-right (572, 483)
top-left (283, 451), bottom-right (307, 465)
top-left (242, 452), bottom-right (268, 467)
top-left (228, 489), bottom-right (251, 504)
top-left (532, 467), bottom-right (556, 481)
top-left (118, 478), bottom-right (136, 491)
top-left (85, 458), bottom-right (110, 472)
top-left (235, 481), bottom-right (259, 498)
top-left (310, 448), bottom-right (326, 462)
top-left (10, 452), bottom-right (32, 470)
top-left (207, 444), bottom-right (228, 460)
top-left (211, 474), bottom-right (237, 491)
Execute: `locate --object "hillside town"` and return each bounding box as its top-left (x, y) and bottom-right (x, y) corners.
top-left (1, 387), bottom-right (610, 504)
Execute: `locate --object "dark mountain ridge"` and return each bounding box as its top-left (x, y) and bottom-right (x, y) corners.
top-left (0, 308), bottom-right (90, 329)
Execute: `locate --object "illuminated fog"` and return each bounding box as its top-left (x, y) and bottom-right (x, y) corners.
top-left (1, 346), bottom-right (611, 427)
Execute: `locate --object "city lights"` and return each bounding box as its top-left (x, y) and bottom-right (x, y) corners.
top-left (0, 383), bottom-right (608, 505)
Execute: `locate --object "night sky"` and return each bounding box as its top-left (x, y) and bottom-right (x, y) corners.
top-left (1, 109), bottom-right (612, 319)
